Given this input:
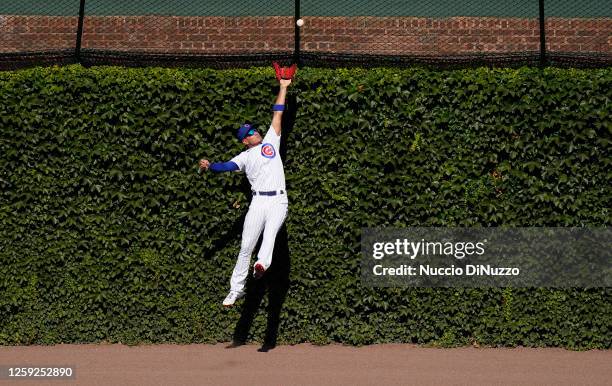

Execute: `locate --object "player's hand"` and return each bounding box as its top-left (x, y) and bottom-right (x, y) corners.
top-left (199, 159), bottom-right (210, 171)
top-left (279, 78), bottom-right (292, 88)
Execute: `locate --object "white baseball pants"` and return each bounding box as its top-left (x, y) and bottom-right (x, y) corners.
top-left (230, 194), bottom-right (288, 292)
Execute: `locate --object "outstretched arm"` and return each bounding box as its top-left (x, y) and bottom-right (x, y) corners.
top-left (271, 78), bottom-right (292, 136)
top-left (199, 159), bottom-right (239, 173)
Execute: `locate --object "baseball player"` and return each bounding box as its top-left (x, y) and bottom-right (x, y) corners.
top-left (199, 77), bottom-right (293, 307)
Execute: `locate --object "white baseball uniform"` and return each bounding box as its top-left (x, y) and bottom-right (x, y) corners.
top-left (228, 124), bottom-right (288, 292)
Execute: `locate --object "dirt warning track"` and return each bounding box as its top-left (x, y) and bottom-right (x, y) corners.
top-left (1, 343), bottom-right (610, 385)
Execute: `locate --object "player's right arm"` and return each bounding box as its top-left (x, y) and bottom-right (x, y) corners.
top-left (199, 159), bottom-right (239, 173)
top-left (200, 151), bottom-right (246, 173)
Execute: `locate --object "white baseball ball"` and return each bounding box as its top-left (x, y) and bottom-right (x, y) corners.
top-left (296, 19), bottom-right (304, 27)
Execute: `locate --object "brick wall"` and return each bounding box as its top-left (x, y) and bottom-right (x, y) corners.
top-left (1, 15), bottom-right (610, 54)
top-left (82, 16), bottom-right (294, 52)
top-left (0, 16), bottom-right (78, 52)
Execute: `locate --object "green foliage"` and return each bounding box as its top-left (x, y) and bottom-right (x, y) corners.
top-left (0, 65), bottom-right (610, 348)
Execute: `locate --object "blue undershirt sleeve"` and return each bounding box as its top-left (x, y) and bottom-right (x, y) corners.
top-left (209, 161), bottom-right (239, 173)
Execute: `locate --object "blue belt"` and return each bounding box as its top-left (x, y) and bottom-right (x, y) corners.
top-left (252, 190), bottom-right (285, 196)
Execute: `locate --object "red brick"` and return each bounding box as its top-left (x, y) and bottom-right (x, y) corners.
top-left (4, 15), bottom-right (611, 55)
top-left (576, 30), bottom-right (597, 36)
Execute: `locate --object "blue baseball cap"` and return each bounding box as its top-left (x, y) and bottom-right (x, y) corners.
top-left (236, 123), bottom-right (255, 141)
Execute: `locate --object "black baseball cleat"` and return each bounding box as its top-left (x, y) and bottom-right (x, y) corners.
top-left (253, 262), bottom-right (266, 280)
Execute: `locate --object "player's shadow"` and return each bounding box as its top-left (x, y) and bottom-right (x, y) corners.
top-left (230, 224), bottom-right (290, 352)
top-left (227, 92), bottom-right (297, 352)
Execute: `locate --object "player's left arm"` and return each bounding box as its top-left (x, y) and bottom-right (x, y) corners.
top-left (271, 78), bottom-right (292, 136)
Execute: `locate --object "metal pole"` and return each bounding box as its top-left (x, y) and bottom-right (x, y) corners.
top-left (538, 0), bottom-right (546, 67)
top-left (75, 0), bottom-right (86, 63)
top-left (294, 0), bottom-right (301, 65)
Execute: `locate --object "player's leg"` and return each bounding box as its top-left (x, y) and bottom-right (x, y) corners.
top-left (229, 200), bottom-right (266, 293)
top-left (254, 200), bottom-right (288, 271)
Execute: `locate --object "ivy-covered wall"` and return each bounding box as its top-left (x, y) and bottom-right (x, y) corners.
top-left (0, 65), bottom-right (610, 348)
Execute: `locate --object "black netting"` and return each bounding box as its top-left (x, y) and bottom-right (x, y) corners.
top-left (544, 1), bottom-right (612, 67)
top-left (79, 0), bottom-right (293, 68)
top-left (0, 1), bottom-right (610, 70)
top-left (0, 1), bottom-right (78, 69)
top-left (300, 0), bottom-right (541, 68)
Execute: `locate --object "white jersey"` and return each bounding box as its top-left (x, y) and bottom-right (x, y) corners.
top-left (230, 124), bottom-right (286, 193)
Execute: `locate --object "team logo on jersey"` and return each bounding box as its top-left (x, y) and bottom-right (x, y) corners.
top-left (261, 143), bottom-right (276, 159)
